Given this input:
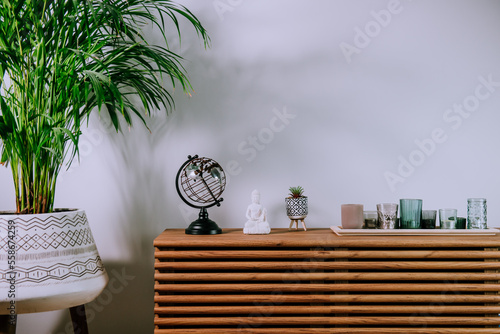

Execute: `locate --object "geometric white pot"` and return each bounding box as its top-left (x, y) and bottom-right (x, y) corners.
top-left (285, 197), bottom-right (308, 220)
top-left (0, 209), bottom-right (108, 314)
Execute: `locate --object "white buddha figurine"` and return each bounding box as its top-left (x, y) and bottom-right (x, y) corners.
top-left (243, 189), bottom-right (270, 234)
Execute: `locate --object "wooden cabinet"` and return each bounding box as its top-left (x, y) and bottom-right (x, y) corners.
top-left (154, 228), bottom-right (500, 333)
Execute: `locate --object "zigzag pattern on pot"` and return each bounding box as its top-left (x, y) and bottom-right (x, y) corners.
top-left (0, 257), bottom-right (105, 284)
top-left (0, 228), bottom-right (95, 252)
top-left (0, 212), bottom-right (87, 232)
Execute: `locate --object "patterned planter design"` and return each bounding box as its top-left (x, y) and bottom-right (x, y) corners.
top-left (0, 209), bottom-right (108, 314)
top-left (285, 197), bottom-right (308, 220)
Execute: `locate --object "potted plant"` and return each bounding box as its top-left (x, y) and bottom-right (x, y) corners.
top-left (285, 186), bottom-right (308, 230)
top-left (0, 0), bottom-right (209, 319)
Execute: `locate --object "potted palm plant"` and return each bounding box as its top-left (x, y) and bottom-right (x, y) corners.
top-left (0, 0), bottom-right (209, 320)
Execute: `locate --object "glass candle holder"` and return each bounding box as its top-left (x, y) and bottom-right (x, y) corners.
top-left (456, 217), bottom-right (466, 229)
top-left (421, 210), bottom-right (437, 229)
top-left (363, 211), bottom-right (378, 229)
top-left (439, 208), bottom-right (457, 229)
top-left (376, 203), bottom-right (398, 229)
top-left (399, 199), bottom-right (422, 229)
top-left (467, 198), bottom-right (487, 229)
top-left (341, 204), bottom-right (364, 229)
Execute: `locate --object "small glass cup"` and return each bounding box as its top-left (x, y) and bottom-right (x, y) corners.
top-left (400, 199), bottom-right (422, 229)
top-left (467, 198), bottom-right (487, 229)
top-left (439, 208), bottom-right (458, 229)
top-left (376, 203), bottom-right (398, 229)
top-left (421, 210), bottom-right (437, 229)
top-left (456, 217), bottom-right (466, 229)
top-left (341, 204), bottom-right (364, 229)
top-left (363, 211), bottom-right (378, 229)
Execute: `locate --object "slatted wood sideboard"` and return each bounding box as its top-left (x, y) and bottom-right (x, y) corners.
top-left (154, 228), bottom-right (500, 334)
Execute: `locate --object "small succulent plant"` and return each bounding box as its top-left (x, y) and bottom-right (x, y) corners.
top-left (288, 186), bottom-right (305, 198)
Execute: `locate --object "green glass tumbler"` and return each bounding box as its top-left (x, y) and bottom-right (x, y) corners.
top-left (421, 210), bottom-right (437, 229)
top-left (399, 199), bottom-right (422, 229)
top-left (456, 217), bottom-right (466, 229)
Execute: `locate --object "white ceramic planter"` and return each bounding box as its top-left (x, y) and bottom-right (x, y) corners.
top-left (0, 209), bottom-right (108, 314)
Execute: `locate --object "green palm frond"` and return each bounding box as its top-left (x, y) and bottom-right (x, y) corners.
top-left (0, 0), bottom-right (210, 214)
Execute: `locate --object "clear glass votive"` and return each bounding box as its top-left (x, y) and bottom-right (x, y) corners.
top-left (439, 208), bottom-right (458, 229)
top-left (467, 198), bottom-right (487, 229)
top-left (363, 211), bottom-right (378, 229)
top-left (376, 203), bottom-right (398, 229)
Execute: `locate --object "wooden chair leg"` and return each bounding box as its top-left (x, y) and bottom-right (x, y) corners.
top-left (0, 315), bottom-right (16, 334)
top-left (69, 305), bottom-right (88, 334)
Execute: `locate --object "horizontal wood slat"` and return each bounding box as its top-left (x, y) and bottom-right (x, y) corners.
top-left (155, 316), bottom-right (500, 326)
top-left (155, 250), bottom-right (500, 259)
top-left (155, 305), bottom-right (500, 315)
top-left (153, 228), bottom-right (500, 248)
top-left (155, 261), bottom-right (500, 270)
top-left (154, 229), bottom-right (500, 333)
top-left (155, 293), bottom-right (500, 304)
top-left (155, 272), bottom-right (500, 281)
top-left (155, 283), bottom-right (500, 292)
top-left (154, 330), bottom-right (500, 334)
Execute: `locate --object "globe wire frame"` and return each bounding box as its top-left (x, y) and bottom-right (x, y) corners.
top-left (175, 155), bottom-right (225, 234)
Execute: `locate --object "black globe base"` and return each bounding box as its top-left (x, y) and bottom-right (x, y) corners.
top-left (185, 208), bottom-right (222, 235)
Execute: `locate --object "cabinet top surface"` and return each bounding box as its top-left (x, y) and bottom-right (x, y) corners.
top-left (154, 228), bottom-right (500, 248)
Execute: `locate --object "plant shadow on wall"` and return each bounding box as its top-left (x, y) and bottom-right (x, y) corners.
top-left (49, 111), bottom-right (173, 333)
top-left (159, 10), bottom-right (348, 185)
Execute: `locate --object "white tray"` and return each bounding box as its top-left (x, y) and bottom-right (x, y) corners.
top-left (331, 226), bottom-right (500, 236)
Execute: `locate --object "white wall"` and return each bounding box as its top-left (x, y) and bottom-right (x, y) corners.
top-left (2, 0), bottom-right (500, 332)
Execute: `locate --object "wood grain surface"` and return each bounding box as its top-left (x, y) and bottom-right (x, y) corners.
top-left (154, 228), bottom-right (500, 333)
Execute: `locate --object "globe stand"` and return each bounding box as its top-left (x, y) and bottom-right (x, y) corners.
top-left (185, 208), bottom-right (222, 235)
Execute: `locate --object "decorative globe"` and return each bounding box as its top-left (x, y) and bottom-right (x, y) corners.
top-left (176, 155), bottom-right (226, 234)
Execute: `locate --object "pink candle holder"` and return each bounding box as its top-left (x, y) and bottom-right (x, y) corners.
top-left (341, 204), bottom-right (364, 229)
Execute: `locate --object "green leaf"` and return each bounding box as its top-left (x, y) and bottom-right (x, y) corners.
top-left (0, 0), bottom-right (210, 214)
